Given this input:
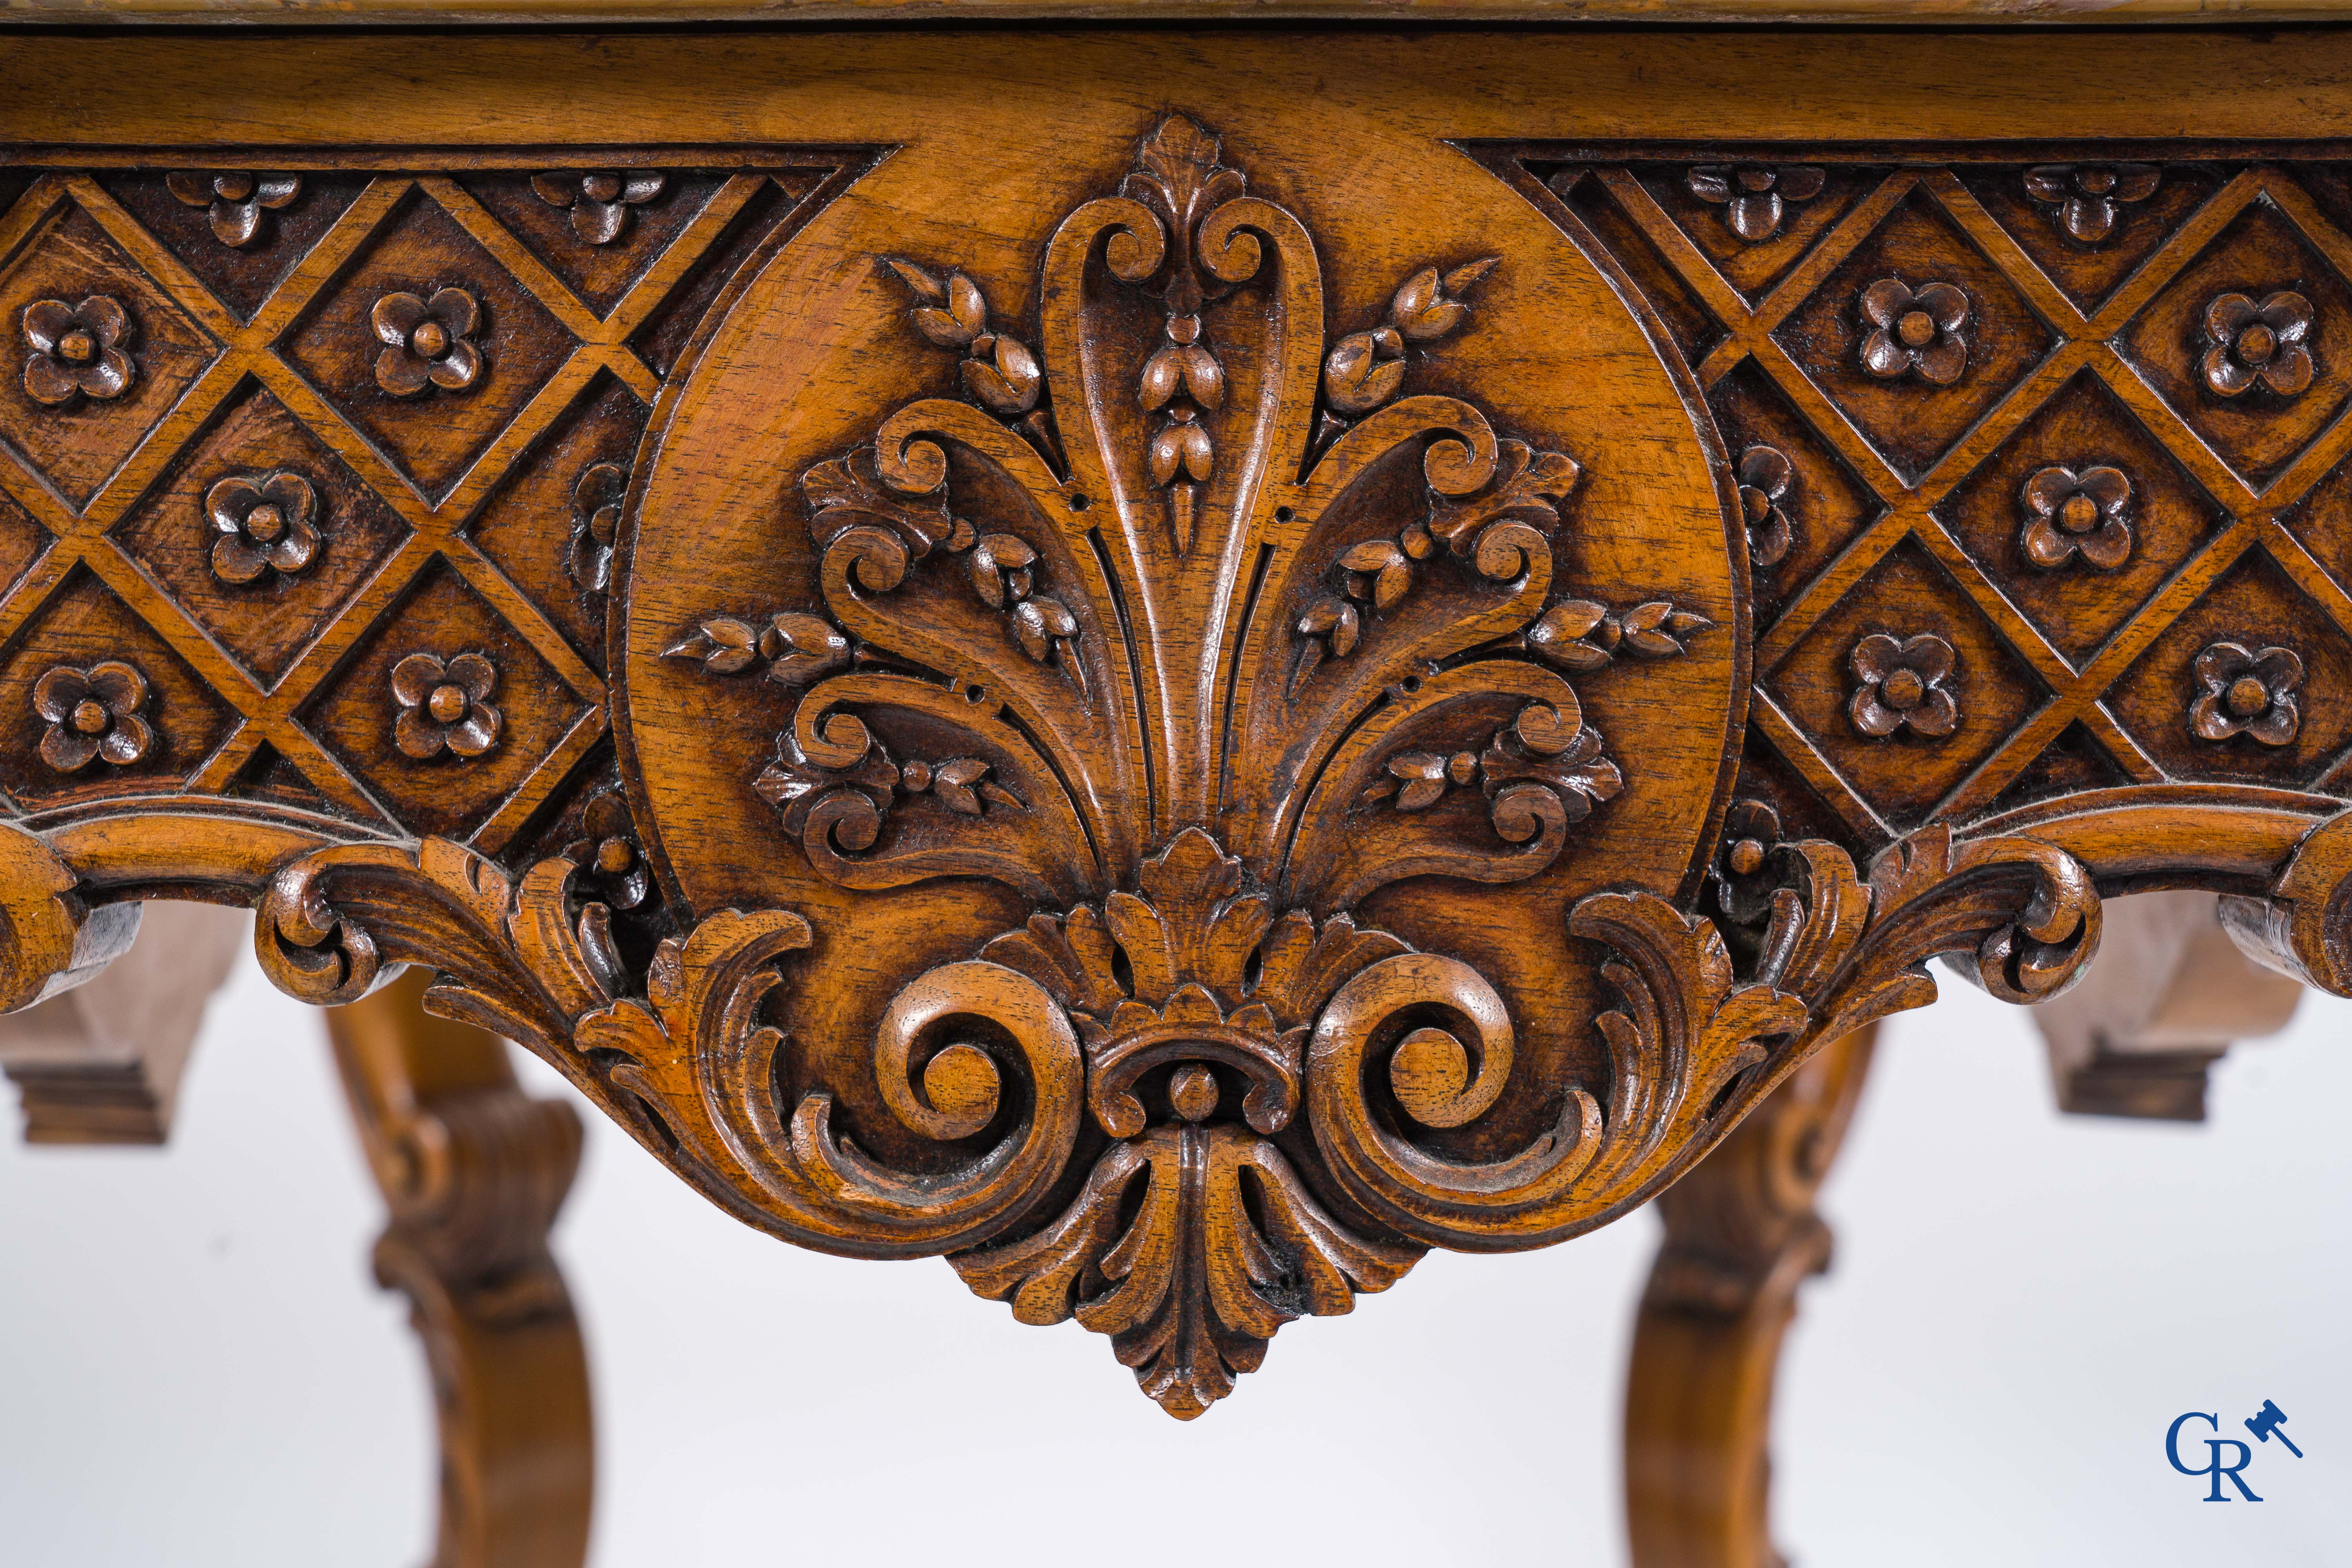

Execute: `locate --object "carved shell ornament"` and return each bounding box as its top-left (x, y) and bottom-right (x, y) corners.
top-left (255, 116), bottom-right (2106, 1421)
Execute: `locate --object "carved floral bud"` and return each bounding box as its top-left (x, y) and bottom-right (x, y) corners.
top-left (23, 296), bottom-right (134, 407)
top-left (2189, 641), bottom-right (2301, 747)
top-left (1012, 595), bottom-right (1080, 664)
top-left (167, 170), bottom-right (301, 247)
top-left (370, 288), bottom-right (483, 397)
top-left (1322, 327), bottom-right (1406, 416)
top-left (530, 170), bottom-right (664, 245)
top-left (1686, 165), bottom-right (1824, 243)
top-left (1149, 411), bottom-right (1214, 485)
top-left (1386, 751), bottom-right (1451, 811)
top-left (1527, 598), bottom-right (1710, 670)
top-left (1859, 279), bottom-right (1969, 386)
top-left (2021, 465), bottom-right (2131, 572)
top-left (1140, 342), bottom-right (1225, 410)
top-left (967, 533), bottom-right (1038, 608)
top-left (962, 332), bottom-right (1042, 415)
top-left (563, 789), bottom-right (649, 909)
top-left (566, 460), bottom-right (627, 593)
top-left (207, 469), bottom-right (320, 584)
top-left (1736, 445), bottom-right (1795, 568)
top-left (2201, 292), bottom-right (2314, 399)
top-left (2024, 163), bottom-right (2158, 244)
top-left (1708, 799), bottom-right (1786, 927)
top-left (758, 613), bottom-right (852, 685)
top-left (390, 652), bottom-right (502, 760)
top-left (891, 261), bottom-right (988, 348)
top-left (1849, 632), bottom-right (1959, 739)
top-left (32, 661), bottom-right (152, 773)
top-left (1340, 539), bottom-right (1412, 611)
top-left (1297, 596), bottom-right (1360, 659)
top-left (1389, 257), bottom-right (1498, 341)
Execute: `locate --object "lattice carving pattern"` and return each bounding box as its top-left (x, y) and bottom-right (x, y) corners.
top-left (0, 157), bottom-right (866, 848)
top-left (1539, 154), bottom-right (2352, 844)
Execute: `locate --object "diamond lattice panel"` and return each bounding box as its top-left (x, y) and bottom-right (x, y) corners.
top-left (0, 196), bottom-right (219, 510)
top-left (1773, 187), bottom-right (2056, 485)
top-left (111, 377), bottom-right (409, 687)
top-left (460, 170), bottom-right (727, 317)
top-left (1935, 367), bottom-right (2229, 668)
top-left (2107, 544), bottom-right (2352, 791)
top-left (2118, 193), bottom-right (2352, 491)
top-left (0, 563), bottom-right (238, 811)
top-left (96, 171), bottom-right (371, 323)
top-left (1632, 161), bottom-right (1889, 306)
top-left (297, 557), bottom-right (595, 841)
top-left (1958, 162), bottom-right (2229, 317)
top-left (280, 186), bottom-right (574, 501)
top-left (1764, 534), bottom-right (2049, 831)
top-left (465, 372), bottom-right (647, 673)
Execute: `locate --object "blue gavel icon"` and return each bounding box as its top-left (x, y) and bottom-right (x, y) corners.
top-left (2245, 1401), bottom-right (2304, 1458)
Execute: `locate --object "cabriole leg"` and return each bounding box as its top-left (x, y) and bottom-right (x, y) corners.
top-left (1622, 1025), bottom-right (1877, 1568)
top-left (325, 967), bottom-right (593, 1568)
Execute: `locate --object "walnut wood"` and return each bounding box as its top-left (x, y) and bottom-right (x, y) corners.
top-left (324, 967), bottom-right (592, 1568)
top-left (4, 23), bottom-right (2352, 1560)
top-left (1624, 1024), bottom-right (1876, 1568)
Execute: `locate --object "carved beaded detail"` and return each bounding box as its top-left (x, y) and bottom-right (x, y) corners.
top-left (165, 170), bottom-right (301, 247)
top-left (1736, 445), bottom-right (1795, 568)
top-left (2201, 291), bottom-right (2315, 399)
top-left (1685, 164), bottom-right (1824, 243)
top-left (563, 789), bottom-right (649, 909)
top-left (1848, 632), bottom-right (1959, 738)
top-left (530, 170), bottom-right (665, 245)
top-left (206, 470), bottom-right (321, 583)
top-left (2021, 465), bottom-right (2132, 572)
top-left (2189, 642), bottom-right (2301, 747)
top-left (22, 296), bottom-right (135, 407)
top-left (32, 661), bottom-right (152, 772)
top-left (1707, 799), bottom-right (1786, 928)
top-left (566, 461), bottom-right (627, 594)
top-left (370, 288), bottom-right (484, 397)
top-left (390, 652), bottom-right (502, 760)
top-left (1859, 279), bottom-right (1969, 386)
top-left (2023, 163), bottom-right (2158, 243)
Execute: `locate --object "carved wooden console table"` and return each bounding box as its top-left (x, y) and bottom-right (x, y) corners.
top-left (6, 12), bottom-right (2351, 1563)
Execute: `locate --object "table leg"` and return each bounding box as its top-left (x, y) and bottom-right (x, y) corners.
top-left (325, 967), bottom-right (594, 1568)
top-left (1622, 1025), bottom-right (1877, 1568)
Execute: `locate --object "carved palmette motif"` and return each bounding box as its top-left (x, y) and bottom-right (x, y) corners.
top-left (218, 116), bottom-right (2127, 1421)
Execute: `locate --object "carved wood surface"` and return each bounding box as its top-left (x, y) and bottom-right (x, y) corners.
top-left (325, 967), bottom-right (592, 1568)
top-left (7, 25), bottom-right (2352, 1419)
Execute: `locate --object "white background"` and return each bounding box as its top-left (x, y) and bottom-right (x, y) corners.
top-left (2, 938), bottom-right (2345, 1566)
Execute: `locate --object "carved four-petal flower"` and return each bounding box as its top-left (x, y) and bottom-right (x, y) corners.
top-left (530, 170), bottom-right (665, 245)
top-left (567, 460), bottom-right (627, 594)
top-left (1736, 445), bottom-right (1795, 568)
top-left (2023, 163), bottom-right (2158, 243)
top-left (391, 652), bottom-right (502, 759)
top-left (1859, 279), bottom-right (1969, 387)
top-left (166, 170), bottom-right (302, 247)
top-left (33, 661), bottom-right (152, 772)
top-left (1849, 632), bottom-right (1959, 739)
top-left (22, 296), bottom-right (135, 407)
top-left (2021, 464), bottom-right (2132, 572)
top-left (563, 789), bottom-right (650, 909)
top-left (2189, 641), bottom-right (2301, 746)
top-left (1686, 164), bottom-right (1824, 243)
top-left (1708, 799), bottom-right (1786, 927)
top-left (2201, 291), bottom-right (2314, 399)
top-left (371, 288), bottom-right (483, 397)
top-left (206, 469), bottom-right (321, 583)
